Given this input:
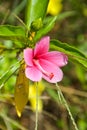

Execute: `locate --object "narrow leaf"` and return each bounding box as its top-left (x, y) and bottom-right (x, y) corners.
top-left (0, 25), bottom-right (26, 42)
top-left (57, 11), bottom-right (76, 22)
top-left (25, 0), bottom-right (49, 27)
top-left (14, 63), bottom-right (29, 117)
top-left (50, 40), bottom-right (87, 69)
top-left (0, 64), bottom-right (19, 89)
top-left (34, 16), bottom-right (57, 42)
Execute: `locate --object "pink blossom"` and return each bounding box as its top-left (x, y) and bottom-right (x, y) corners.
top-left (24, 36), bottom-right (68, 83)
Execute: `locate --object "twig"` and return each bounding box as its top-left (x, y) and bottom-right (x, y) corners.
top-left (56, 83), bottom-right (79, 130)
top-left (35, 82), bottom-right (39, 130)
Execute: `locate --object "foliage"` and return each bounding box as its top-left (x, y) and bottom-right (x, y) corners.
top-left (0, 0), bottom-right (87, 130)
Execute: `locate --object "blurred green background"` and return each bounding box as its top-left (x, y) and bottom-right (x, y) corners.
top-left (0, 0), bottom-right (87, 130)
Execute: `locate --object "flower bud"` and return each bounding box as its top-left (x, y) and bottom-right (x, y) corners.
top-left (31, 18), bottom-right (43, 31)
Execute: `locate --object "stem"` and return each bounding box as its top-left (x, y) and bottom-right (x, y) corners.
top-left (56, 83), bottom-right (79, 130)
top-left (35, 82), bottom-right (39, 130)
top-left (13, 13), bottom-right (26, 28)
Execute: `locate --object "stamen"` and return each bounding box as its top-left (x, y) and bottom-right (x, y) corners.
top-left (49, 73), bottom-right (54, 80)
top-left (33, 59), bottom-right (54, 80)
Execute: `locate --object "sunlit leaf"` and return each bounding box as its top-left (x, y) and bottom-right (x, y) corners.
top-left (33, 11), bottom-right (75, 42)
top-left (14, 63), bottom-right (29, 117)
top-left (0, 25), bottom-right (26, 43)
top-left (34, 16), bottom-right (57, 42)
top-left (25, 0), bottom-right (49, 27)
top-left (0, 63), bottom-right (19, 89)
top-left (50, 39), bottom-right (87, 69)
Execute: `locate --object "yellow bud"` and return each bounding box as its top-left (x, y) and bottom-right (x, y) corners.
top-left (29, 81), bottom-right (45, 112)
top-left (47, 0), bottom-right (63, 16)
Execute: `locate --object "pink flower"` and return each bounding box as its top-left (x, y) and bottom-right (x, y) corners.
top-left (24, 36), bottom-right (68, 83)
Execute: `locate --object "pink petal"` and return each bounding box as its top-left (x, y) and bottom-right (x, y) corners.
top-left (25, 65), bottom-right (42, 82)
top-left (34, 36), bottom-right (50, 57)
top-left (39, 59), bottom-right (63, 83)
top-left (39, 51), bottom-right (68, 67)
top-left (24, 48), bottom-right (33, 66)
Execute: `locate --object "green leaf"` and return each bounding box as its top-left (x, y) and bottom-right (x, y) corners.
top-left (50, 40), bottom-right (87, 69)
top-left (25, 0), bottom-right (49, 27)
top-left (0, 25), bottom-right (26, 42)
top-left (57, 11), bottom-right (76, 22)
top-left (34, 16), bottom-right (57, 42)
top-left (0, 65), bottom-right (19, 89)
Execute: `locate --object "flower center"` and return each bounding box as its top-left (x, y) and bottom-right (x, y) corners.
top-left (33, 59), bottom-right (54, 80)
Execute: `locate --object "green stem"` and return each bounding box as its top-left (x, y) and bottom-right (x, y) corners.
top-left (35, 82), bottom-right (39, 130)
top-left (56, 83), bottom-right (79, 130)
